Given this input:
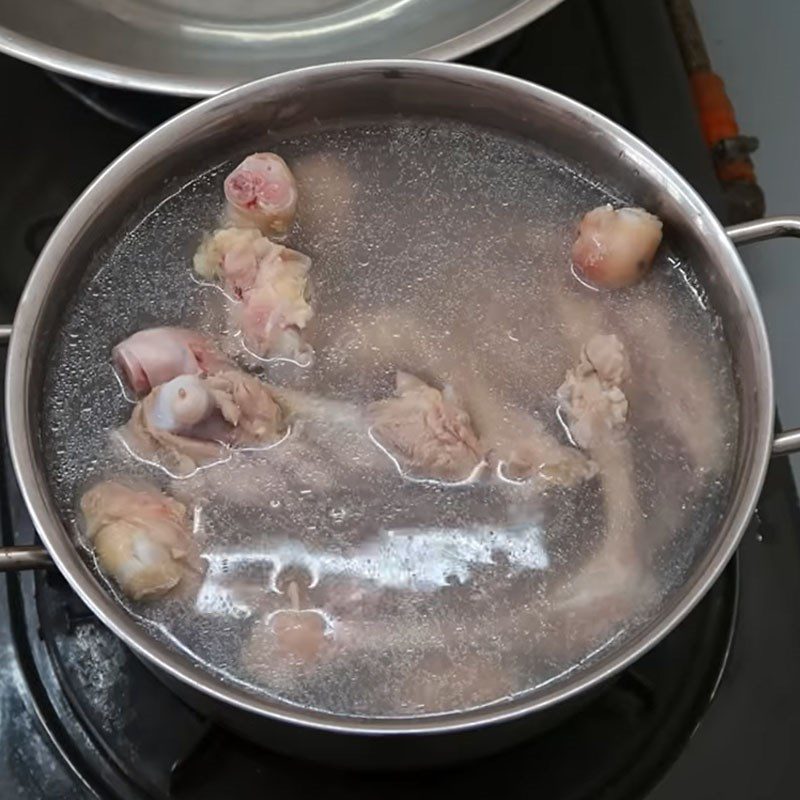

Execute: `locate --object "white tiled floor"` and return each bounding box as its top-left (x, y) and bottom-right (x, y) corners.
top-left (695, 0), bottom-right (800, 488)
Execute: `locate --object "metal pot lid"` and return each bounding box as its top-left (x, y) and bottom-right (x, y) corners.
top-left (0, 0), bottom-right (564, 97)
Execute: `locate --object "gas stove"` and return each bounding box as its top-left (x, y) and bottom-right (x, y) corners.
top-left (2, 1), bottom-right (800, 798)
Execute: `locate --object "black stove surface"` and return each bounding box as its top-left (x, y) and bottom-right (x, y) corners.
top-left (2, 1), bottom-right (800, 798)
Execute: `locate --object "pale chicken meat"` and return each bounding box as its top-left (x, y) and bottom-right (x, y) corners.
top-left (552, 332), bottom-right (654, 630)
top-left (194, 227), bottom-right (314, 363)
top-left (193, 227), bottom-right (279, 297)
top-left (318, 307), bottom-right (594, 489)
top-left (461, 373), bottom-right (595, 487)
top-left (557, 334), bottom-right (630, 449)
top-left (205, 370), bottom-right (286, 444)
top-left (617, 298), bottom-right (731, 475)
top-left (271, 580), bottom-right (329, 663)
top-left (553, 441), bottom-right (647, 611)
top-left (270, 611), bottom-right (328, 663)
top-left (224, 152), bottom-right (298, 237)
top-left (557, 290), bottom-right (730, 476)
top-left (572, 205), bottom-right (663, 289)
top-left (234, 245), bottom-right (313, 363)
top-left (243, 580), bottom-right (330, 674)
top-left (122, 369), bottom-right (286, 475)
top-left (172, 389), bottom-right (386, 508)
top-left (244, 611), bottom-right (330, 681)
top-left (369, 371), bottom-right (483, 482)
top-left (546, 430), bottom-right (658, 656)
top-left (494, 417), bottom-right (597, 486)
top-left (80, 481), bottom-right (197, 600)
top-left (112, 327), bottom-right (229, 395)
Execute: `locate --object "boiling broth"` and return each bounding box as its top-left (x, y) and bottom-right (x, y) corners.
top-left (42, 119), bottom-right (739, 717)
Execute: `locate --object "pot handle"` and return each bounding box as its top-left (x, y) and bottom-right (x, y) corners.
top-left (0, 324), bottom-right (54, 570)
top-left (0, 545), bottom-right (53, 571)
top-left (726, 215), bottom-right (800, 456)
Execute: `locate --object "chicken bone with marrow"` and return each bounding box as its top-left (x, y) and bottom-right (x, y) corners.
top-left (369, 371), bottom-right (484, 483)
top-left (80, 480), bottom-right (200, 601)
top-left (224, 152), bottom-right (298, 237)
top-left (122, 369), bottom-right (286, 475)
top-left (194, 227), bottom-right (313, 364)
top-left (113, 327), bottom-right (229, 395)
top-left (572, 205), bottom-right (663, 289)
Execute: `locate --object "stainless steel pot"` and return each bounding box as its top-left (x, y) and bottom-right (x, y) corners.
top-left (0, 0), bottom-right (564, 97)
top-left (2, 60), bottom-right (799, 767)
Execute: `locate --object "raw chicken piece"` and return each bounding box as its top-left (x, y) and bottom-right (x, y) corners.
top-left (273, 580), bottom-right (328, 662)
top-left (244, 611), bottom-right (329, 678)
top-left (112, 327), bottom-right (229, 395)
top-left (558, 288), bottom-right (731, 470)
top-left (224, 152), bottom-right (298, 237)
top-left (553, 441), bottom-right (645, 609)
top-left (557, 334), bottom-right (630, 449)
top-left (233, 245), bottom-right (313, 363)
top-left (318, 304), bottom-right (592, 490)
top-left (460, 372), bottom-right (595, 487)
top-left (496, 421), bottom-right (597, 486)
top-left (320, 305), bottom-right (592, 488)
top-left (172, 388), bottom-right (387, 508)
top-left (547, 433), bottom-right (658, 661)
top-left (270, 611), bottom-right (328, 662)
top-left (146, 375), bottom-right (217, 433)
top-left (572, 205), bottom-right (663, 289)
top-left (80, 481), bottom-right (196, 600)
top-left (617, 298), bottom-right (731, 475)
top-left (193, 227), bottom-right (280, 297)
top-left (369, 371), bottom-right (483, 482)
top-left (551, 333), bottom-right (654, 632)
top-left (122, 369), bottom-right (286, 475)
top-left (205, 369), bottom-right (286, 445)
top-left (193, 226), bottom-right (314, 363)
top-left (243, 580), bottom-right (330, 672)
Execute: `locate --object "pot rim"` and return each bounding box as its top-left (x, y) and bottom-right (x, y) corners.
top-left (5, 59), bottom-right (774, 737)
top-left (0, 1), bottom-right (565, 98)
